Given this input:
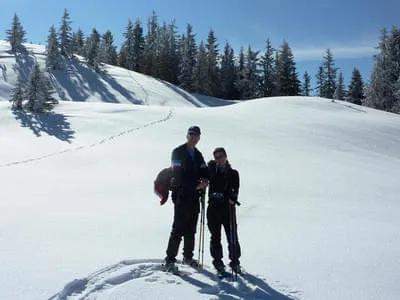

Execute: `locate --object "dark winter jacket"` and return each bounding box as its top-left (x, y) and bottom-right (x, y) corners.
top-left (171, 143), bottom-right (208, 209)
top-left (207, 160), bottom-right (239, 205)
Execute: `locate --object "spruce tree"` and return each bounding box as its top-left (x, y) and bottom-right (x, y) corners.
top-left (59, 9), bottom-right (72, 57)
top-left (205, 29), bottom-right (219, 96)
top-left (276, 40), bottom-right (300, 96)
top-left (319, 49), bottom-right (338, 99)
top-left (72, 29), bottom-right (85, 56)
top-left (178, 24), bottom-right (197, 92)
top-left (334, 71), bottom-right (346, 100)
top-left (46, 25), bottom-right (61, 70)
top-left (86, 29), bottom-right (101, 70)
top-left (302, 71), bottom-right (311, 96)
top-left (219, 42), bottom-right (237, 99)
top-left (260, 39), bottom-right (276, 97)
top-left (347, 68), bottom-right (364, 104)
top-left (143, 11), bottom-right (159, 76)
top-left (365, 27), bottom-right (400, 112)
top-left (99, 30), bottom-right (118, 65)
top-left (132, 19), bottom-right (145, 72)
top-left (9, 75), bottom-right (25, 110)
top-left (25, 63), bottom-right (56, 112)
top-left (315, 66), bottom-right (326, 97)
top-left (6, 13), bottom-right (26, 52)
top-left (192, 41), bottom-right (208, 94)
top-left (120, 19), bottom-right (136, 70)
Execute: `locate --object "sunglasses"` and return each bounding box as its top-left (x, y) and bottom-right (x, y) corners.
top-left (188, 132), bottom-right (200, 137)
top-left (214, 154), bottom-right (225, 160)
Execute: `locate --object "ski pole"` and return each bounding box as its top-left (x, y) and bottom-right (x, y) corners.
top-left (197, 188), bottom-right (205, 269)
top-left (200, 189), bottom-right (206, 268)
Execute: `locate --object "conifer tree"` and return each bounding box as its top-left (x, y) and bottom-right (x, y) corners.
top-left (25, 63), bottom-right (56, 112)
top-left (365, 27), bottom-right (400, 112)
top-left (192, 41), bottom-right (208, 94)
top-left (6, 13), bottom-right (26, 52)
top-left (59, 9), bottom-right (72, 57)
top-left (205, 29), bottom-right (219, 96)
top-left (46, 25), bottom-right (61, 70)
top-left (143, 11), bottom-right (159, 76)
top-left (120, 19), bottom-right (136, 70)
top-left (85, 29), bottom-right (101, 70)
top-left (347, 68), bottom-right (364, 104)
top-left (72, 29), bottom-right (85, 56)
top-left (99, 30), bottom-right (118, 65)
top-left (178, 24), bottom-right (197, 92)
top-left (260, 39), bottom-right (276, 97)
top-left (302, 71), bottom-right (311, 96)
top-left (319, 49), bottom-right (338, 99)
top-left (132, 19), bottom-right (145, 72)
top-left (315, 66), bottom-right (326, 97)
top-left (333, 71), bottom-right (346, 100)
top-left (276, 40), bottom-right (300, 96)
top-left (9, 75), bottom-right (25, 110)
top-left (219, 42), bottom-right (237, 99)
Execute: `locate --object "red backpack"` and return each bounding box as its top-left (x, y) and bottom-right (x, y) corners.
top-left (154, 167), bottom-right (173, 205)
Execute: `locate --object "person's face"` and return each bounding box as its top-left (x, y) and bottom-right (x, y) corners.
top-left (186, 133), bottom-right (200, 147)
top-left (214, 151), bottom-right (227, 165)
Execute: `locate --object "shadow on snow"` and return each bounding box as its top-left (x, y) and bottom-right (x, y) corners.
top-left (48, 259), bottom-right (296, 300)
top-left (12, 110), bottom-right (75, 143)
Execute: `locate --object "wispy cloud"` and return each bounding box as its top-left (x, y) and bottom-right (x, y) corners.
top-left (293, 45), bottom-right (378, 61)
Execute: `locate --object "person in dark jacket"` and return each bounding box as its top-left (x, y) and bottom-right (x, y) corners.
top-left (164, 125), bottom-right (208, 271)
top-left (207, 147), bottom-right (242, 274)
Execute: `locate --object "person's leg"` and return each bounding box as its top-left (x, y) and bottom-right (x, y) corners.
top-left (207, 205), bottom-right (224, 269)
top-left (165, 205), bottom-right (185, 263)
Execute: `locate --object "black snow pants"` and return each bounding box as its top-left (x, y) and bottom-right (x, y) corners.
top-left (207, 202), bottom-right (241, 268)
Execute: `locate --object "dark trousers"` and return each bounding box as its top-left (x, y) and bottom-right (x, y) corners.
top-left (165, 204), bottom-right (199, 263)
top-left (207, 203), bottom-right (241, 267)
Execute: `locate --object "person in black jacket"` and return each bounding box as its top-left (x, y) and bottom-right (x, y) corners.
top-left (164, 126), bottom-right (208, 272)
top-left (207, 147), bottom-right (242, 274)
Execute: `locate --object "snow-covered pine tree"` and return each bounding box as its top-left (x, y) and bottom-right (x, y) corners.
top-left (165, 20), bottom-right (180, 84)
top-left (178, 24), bottom-right (197, 92)
top-left (192, 41), bottom-right (208, 95)
top-left (365, 26), bottom-right (400, 112)
top-left (99, 30), bottom-right (118, 66)
top-left (347, 68), bottom-right (363, 104)
top-left (219, 42), bottom-right (237, 99)
top-left (25, 63), bottom-right (56, 112)
top-left (276, 40), bottom-right (300, 96)
top-left (143, 11), bottom-right (159, 76)
top-left (132, 19), bottom-right (145, 72)
top-left (59, 9), bottom-right (72, 58)
top-left (46, 25), bottom-right (61, 71)
top-left (333, 71), bottom-right (346, 100)
top-left (235, 47), bottom-right (247, 99)
top-left (260, 39), bottom-right (276, 97)
top-left (9, 75), bottom-right (25, 110)
top-left (315, 66), bottom-right (326, 97)
top-left (319, 49), bottom-right (338, 99)
top-left (72, 29), bottom-right (85, 56)
top-left (120, 19), bottom-right (136, 70)
top-left (302, 71), bottom-right (311, 96)
top-left (205, 29), bottom-right (220, 96)
top-left (85, 29), bottom-right (101, 70)
top-left (6, 13), bottom-right (26, 52)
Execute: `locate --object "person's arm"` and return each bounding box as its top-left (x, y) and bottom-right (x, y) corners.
top-left (197, 151), bottom-right (209, 189)
top-left (229, 170), bottom-right (240, 205)
top-left (171, 148), bottom-right (182, 188)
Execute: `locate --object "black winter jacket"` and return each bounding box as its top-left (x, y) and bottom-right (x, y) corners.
top-left (171, 143), bottom-right (208, 208)
top-left (207, 160), bottom-right (239, 204)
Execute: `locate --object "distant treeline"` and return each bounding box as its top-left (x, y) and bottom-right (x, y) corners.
top-left (5, 10), bottom-right (400, 114)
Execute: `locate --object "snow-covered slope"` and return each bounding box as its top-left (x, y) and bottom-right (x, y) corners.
top-left (0, 40), bottom-right (235, 107)
top-left (1, 95), bottom-right (400, 300)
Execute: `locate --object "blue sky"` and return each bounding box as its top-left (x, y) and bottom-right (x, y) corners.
top-left (1, 0), bottom-right (399, 91)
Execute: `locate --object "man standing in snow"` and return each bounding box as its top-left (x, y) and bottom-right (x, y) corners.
top-left (207, 147), bottom-right (242, 275)
top-left (164, 126), bottom-right (208, 272)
